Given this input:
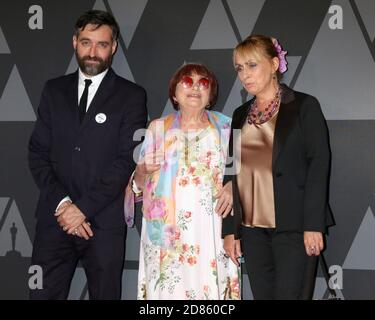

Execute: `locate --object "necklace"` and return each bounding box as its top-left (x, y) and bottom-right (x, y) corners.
top-left (247, 85), bottom-right (282, 125)
top-left (184, 127), bottom-right (210, 167)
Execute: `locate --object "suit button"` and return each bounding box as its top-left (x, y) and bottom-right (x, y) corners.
top-left (275, 172), bottom-right (282, 177)
top-left (74, 147), bottom-right (81, 152)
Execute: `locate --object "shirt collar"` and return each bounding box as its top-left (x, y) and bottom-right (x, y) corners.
top-left (78, 68), bottom-right (109, 87)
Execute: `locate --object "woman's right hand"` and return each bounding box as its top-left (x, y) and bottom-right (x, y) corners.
top-left (134, 151), bottom-right (163, 189)
top-left (224, 234), bottom-right (242, 266)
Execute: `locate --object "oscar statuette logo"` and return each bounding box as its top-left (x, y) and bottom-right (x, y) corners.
top-left (0, 198), bottom-right (32, 299)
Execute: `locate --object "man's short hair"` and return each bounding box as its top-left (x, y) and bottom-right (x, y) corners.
top-left (75, 10), bottom-right (120, 41)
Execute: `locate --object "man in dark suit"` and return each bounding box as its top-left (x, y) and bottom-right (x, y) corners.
top-left (28, 10), bottom-right (147, 299)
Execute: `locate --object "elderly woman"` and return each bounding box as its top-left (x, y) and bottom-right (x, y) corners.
top-left (126, 63), bottom-right (240, 300)
top-left (222, 35), bottom-right (334, 299)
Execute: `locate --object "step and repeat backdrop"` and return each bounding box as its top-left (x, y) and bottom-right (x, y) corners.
top-left (0, 0), bottom-right (374, 299)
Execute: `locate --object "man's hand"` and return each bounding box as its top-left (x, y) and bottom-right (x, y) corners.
top-left (224, 234), bottom-right (242, 266)
top-left (74, 222), bottom-right (94, 240)
top-left (55, 203), bottom-right (87, 235)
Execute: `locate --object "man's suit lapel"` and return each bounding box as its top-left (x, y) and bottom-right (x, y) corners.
top-left (272, 84), bottom-right (298, 169)
top-left (65, 71), bottom-right (80, 131)
top-left (80, 68), bottom-right (117, 131)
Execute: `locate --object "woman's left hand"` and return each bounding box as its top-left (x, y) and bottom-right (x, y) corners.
top-left (304, 231), bottom-right (324, 256)
top-left (215, 181), bottom-right (233, 217)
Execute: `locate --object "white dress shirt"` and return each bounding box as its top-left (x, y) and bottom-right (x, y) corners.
top-left (78, 68), bottom-right (108, 110)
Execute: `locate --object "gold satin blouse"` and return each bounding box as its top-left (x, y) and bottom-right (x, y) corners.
top-left (236, 112), bottom-right (279, 228)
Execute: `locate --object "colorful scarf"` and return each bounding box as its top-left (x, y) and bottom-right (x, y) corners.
top-left (124, 110), bottom-right (231, 247)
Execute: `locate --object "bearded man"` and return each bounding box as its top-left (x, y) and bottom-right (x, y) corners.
top-left (28, 10), bottom-right (147, 300)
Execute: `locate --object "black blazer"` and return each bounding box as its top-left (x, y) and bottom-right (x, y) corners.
top-left (222, 84), bottom-right (334, 239)
top-left (29, 68), bottom-right (147, 229)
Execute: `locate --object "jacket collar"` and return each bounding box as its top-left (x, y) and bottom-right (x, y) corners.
top-left (65, 68), bottom-right (117, 132)
top-left (79, 68), bottom-right (116, 131)
top-left (272, 84), bottom-right (299, 169)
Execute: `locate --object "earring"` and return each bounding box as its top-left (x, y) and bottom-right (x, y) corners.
top-left (272, 73), bottom-right (276, 79)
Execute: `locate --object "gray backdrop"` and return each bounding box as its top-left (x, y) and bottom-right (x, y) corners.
top-left (0, 0), bottom-right (374, 300)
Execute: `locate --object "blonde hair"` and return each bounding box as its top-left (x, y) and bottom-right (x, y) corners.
top-left (233, 35), bottom-right (281, 77)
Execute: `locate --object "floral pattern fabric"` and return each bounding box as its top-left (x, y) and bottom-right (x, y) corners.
top-left (133, 111), bottom-right (240, 300)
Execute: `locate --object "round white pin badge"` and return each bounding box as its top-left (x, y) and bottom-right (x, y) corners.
top-left (95, 113), bottom-right (107, 124)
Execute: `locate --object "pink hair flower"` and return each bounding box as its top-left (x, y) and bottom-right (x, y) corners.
top-left (273, 39), bottom-right (288, 74)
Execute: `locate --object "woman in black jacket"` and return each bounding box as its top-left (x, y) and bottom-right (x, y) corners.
top-left (222, 35), bottom-right (334, 299)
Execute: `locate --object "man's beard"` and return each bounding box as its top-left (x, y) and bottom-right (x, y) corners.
top-left (75, 51), bottom-right (113, 76)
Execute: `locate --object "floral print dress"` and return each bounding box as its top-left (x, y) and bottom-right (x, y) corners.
top-left (136, 111), bottom-right (240, 300)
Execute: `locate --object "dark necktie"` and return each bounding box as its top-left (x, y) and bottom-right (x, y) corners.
top-left (79, 79), bottom-right (92, 123)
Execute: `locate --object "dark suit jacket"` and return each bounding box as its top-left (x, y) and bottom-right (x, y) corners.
top-left (222, 84), bottom-right (334, 239)
top-left (29, 68), bottom-right (147, 229)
